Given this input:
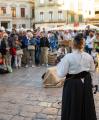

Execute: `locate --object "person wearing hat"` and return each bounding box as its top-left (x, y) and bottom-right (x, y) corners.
top-left (57, 34), bottom-right (98, 120)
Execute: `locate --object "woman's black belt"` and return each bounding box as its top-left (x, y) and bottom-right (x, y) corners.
top-left (65, 71), bottom-right (98, 94)
top-left (66, 71), bottom-right (89, 80)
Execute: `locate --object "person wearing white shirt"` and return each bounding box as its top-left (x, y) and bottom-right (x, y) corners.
top-left (64, 31), bottom-right (72, 41)
top-left (85, 30), bottom-right (95, 54)
top-left (57, 34), bottom-right (97, 120)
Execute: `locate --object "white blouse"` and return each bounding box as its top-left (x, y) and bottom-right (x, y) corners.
top-left (57, 50), bottom-right (98, 85)
top-left (86, 36), bottom-right (95, 48)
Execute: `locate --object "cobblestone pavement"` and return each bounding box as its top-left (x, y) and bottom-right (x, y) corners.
top-left (0, 67), bottom-right (99, 120)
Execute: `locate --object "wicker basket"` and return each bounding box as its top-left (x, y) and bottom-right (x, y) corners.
top-left (48, 52), bottom-right (57, 65)
top-left (59, 40), bottom-right (72, 47)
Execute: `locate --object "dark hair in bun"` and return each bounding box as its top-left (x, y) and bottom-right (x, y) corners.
top-left (73, 33), bottom-right (84, 50)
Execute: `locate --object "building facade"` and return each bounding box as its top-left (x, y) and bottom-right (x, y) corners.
top-left (87, 0), bottom-right (99, 26)
top-left (0, 0), bottom-right (34, 30)
top-left (34, 0), bottom-right (84, 29)
top-left (82, 0), bottom-right (95, 20)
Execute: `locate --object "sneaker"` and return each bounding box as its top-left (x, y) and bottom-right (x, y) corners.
top-left (25, 65), bottom-right (28, 68)
top-left (31, 65), bottom-right (35, 68)
top-left (46, 64), bottom-right (49, 67)
top-left (42, 64), bottom-right (45, 66)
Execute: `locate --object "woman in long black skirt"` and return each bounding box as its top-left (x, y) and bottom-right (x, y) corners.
top-left (57, 34), bottom-right (98, 120)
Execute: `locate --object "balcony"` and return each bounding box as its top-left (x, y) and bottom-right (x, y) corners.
top-left (47, 1), bottom-right (55, 6)
top-left (87, 17), bottom-right (99, 26)
top-left (38, 0), bottom-right (64, 7)
top-left (47, 0), bottom-right (64, 6)
top-left (55, 1), bottom-right (64, 6)
top-left (34, 19), bottom-right (66, 24)
top-left (38, 3), bottom-right (45, 7)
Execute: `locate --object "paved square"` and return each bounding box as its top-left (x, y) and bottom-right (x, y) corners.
top-left (0, 67), bottom-right (99, 120)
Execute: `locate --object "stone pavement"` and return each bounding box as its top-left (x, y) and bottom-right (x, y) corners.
top-left (0, 67), bottom-right (99, 120)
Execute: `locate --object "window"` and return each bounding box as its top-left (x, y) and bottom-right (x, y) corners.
top-left (58, 11), bottom-right (62, 20)
top-left (39, 0), bottom-right (44, 4)
top-left (1, 7), bottom-right (6, 15)
top-left (40, 12), bottom-right (44, 21)
top-left (49, 11), bottom-right (53, 21)
top-left (32, 8), bottom-right (35, 18)
top-left (21, 8), bottom-right (25, 17)
top-left (11, 7), bottom-right (16, 17)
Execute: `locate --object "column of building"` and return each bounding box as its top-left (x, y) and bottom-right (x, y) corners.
top-left (26, 5), bottom-right (30, 28)
top-left (7, 5), bottom-right (12, 29)
top-left (16, 5), bottom-right (21, 28)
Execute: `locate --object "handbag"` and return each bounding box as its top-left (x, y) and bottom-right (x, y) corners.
top-left (16, 49), bottom-right (23, 55)
top-left (28, 45), bottom-right (35, 50)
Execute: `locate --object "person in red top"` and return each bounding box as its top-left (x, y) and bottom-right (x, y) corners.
top-left (0, 56), bottom-right (4, 64)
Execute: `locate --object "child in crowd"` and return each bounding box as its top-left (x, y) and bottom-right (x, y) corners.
top-left (15, 35), bottom-right (23, 69)
top-left (56, 45), bottom-right (67, 64)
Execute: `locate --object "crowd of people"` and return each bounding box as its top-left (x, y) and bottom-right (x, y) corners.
top-left (0, 27), bottom-right (99, 74)
top-left (0, 25), bottom-right (98, 120)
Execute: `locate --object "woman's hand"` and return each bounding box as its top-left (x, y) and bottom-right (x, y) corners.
top-left (93, 85), bottom-right (98, 94)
